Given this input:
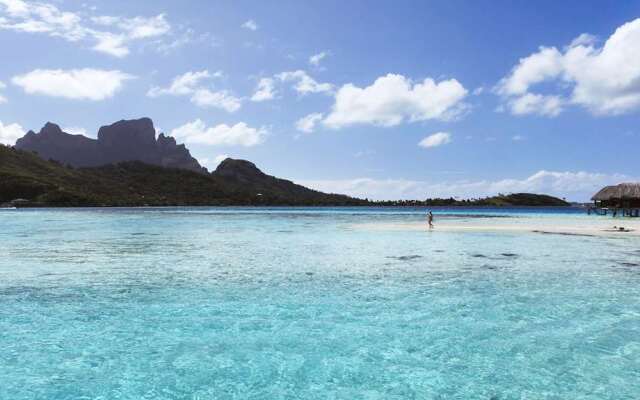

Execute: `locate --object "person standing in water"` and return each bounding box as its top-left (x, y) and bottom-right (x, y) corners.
top-left (427, 210), bottom-right (434, 229)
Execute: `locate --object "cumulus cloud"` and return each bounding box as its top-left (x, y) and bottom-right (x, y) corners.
top-left (295, 112), bottom-right (323, 133)
top-left (309, 51), bottom-right (329, 67)
top-left (93, 14), bottom-right (170, 39)
top-left (12, 68), bottom-right (134, 100)
top-left (0, 120), bottom-right (26, 145)
top-left (497, 47), bottom-right (564, 97)
top-left (0, 0), bottom-right (173, 57)
top-left (497, 18), bottom-right (640, 116)
top-left (508, 93), bottom-right (564, 117)
top-left (323, 74), bottom-right (468, 129)
top-left (297, 170), bottom-right (635, 202)
top-left (170, 119), bottom-right (267, 147)
top-left (147, 70), bottom-right (213, 97)
top-left (248, 71), bottom-right (332, 101)
top-left (250, 77), bottom-right (276, 102)
top-left (148, 70), bottom-right (240, 112)
top-left (241, 19), bottom-right (258, 31)
top-left (276, 70), bottom-right (333, 95)
top-left (191, 89), bottom-right (241, 112)
top-left (418, 132), bottom-right (452, 148)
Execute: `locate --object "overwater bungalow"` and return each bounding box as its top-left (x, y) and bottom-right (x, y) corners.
top-left (591, 183), bottom-right (640, 217)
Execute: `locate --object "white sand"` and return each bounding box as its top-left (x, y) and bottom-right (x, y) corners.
top-left (351, 217), bottom-right (640, 237)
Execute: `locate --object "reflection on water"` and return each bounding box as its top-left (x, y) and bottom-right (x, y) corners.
top-left (1, 207), bottom-right (639, 399)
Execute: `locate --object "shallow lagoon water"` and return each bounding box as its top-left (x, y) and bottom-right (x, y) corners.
top-left (1, 207), bottom-right (639, 399)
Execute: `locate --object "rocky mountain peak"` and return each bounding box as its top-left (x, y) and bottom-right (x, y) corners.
top-left (14, 117), bottom-right (206, 174)
top-left (40, 122), bottom-right (65, 136)
top-left (97, 118), bottom-right (156, 148)
top-left (215, 158), bottom-right (264, 178)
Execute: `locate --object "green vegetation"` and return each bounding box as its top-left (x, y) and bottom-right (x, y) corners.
top-left (373, 193), bottom-right (570, 207)
top-left (0, 145), bottom-right (365, 206)
top-left (0, 145), bottom-right (570, 207)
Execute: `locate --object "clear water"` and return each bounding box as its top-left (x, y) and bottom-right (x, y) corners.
top-left (1, 207), bottom-right (639, 399)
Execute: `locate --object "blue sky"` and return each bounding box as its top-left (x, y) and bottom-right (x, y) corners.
top-left (0, 0), bottom-right (639, 201)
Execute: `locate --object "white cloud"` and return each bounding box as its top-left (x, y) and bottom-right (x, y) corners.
top-left (248, 71), bottom-right (332, 101)
top-left (569, 33), bottom-right (597, 48)
top-left (241, 19), bottom-right (258, 31)
top-left (295, 112), bottom-right (323, 133)
top-left (250, 77), bottom-right (276, 102)
top-left (197, 154), bottom-right (229, 171)
top-left (214, 154), bottom-right (230, 164)
top-left (297, 170), bottom-right (635, 201)
top-left (62, 126), bottom-right (87, 136)
top-left (170, 119), bottom-right (267, 147)
top-left (0, 120), bottom-right (26, 145)
top-left (309, 51), bottom-right (329, 67)
top-left (508, 93), bottom-right (563, 117)
top-left (148, 71), bottom-right (240, 112)
top-left (418, 132), bottom-right (452, 148)
top-left (121, 14), bottom-right (170, 39)
top-left (91, 32), bottom-right (128, 57)
top-left (497, 47), bottom-right (564, 97)
top-left (323, 73), bottom-right (468, 129)
top-left (191, 89), bottom-right (241, 112)
top-left (276, 70), bottom-right (333, 95)
top-left (497, 18), bottom-right (640, 116)
top-left (147, 70), bottom-right (212, 97)
top-left (12, 68), bottom-right (134, 100)
top-left (512, 134), bottom-right (525, 141)
top-left (156, 29), bottom-right (222, 55)
top-left (0, 0), bottom-right (173, 57)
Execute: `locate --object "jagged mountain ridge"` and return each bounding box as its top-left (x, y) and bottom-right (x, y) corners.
top-left (15, 118), bottom-right (206, 173)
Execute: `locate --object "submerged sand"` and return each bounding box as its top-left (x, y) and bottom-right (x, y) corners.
top-left (351, 217), bottom-right (640, 237)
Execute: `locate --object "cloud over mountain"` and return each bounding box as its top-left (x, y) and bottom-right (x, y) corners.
top-left (0, 120), bottom-right (25, 145)
top-left (171, 119), bottom-right (267, 147)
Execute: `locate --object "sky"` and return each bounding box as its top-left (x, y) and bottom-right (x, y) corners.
top-left (0, 0), bottom-right (639, 201)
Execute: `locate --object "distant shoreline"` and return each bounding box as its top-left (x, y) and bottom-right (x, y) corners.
top-left (2, 205), bottom-right (581, 211)
top-left (2, 145), bottom-right (570, 208)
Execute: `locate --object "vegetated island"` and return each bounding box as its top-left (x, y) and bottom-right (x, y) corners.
top-left (372, 193), bottom-right (570, 207)
top-left (1, 117), bottom-right (570, 208)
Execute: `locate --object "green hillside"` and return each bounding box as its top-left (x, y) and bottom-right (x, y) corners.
top-left (0, 145), bottom-right (364, 207)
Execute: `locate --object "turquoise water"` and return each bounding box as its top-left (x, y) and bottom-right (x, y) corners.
top-left (1, 207), bottom-right (639, 399)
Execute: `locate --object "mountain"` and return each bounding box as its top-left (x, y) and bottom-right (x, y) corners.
top-left (15, 118), bottom-right (206, 173)
top-left (5, 117), bottom-right (569, 208)
top-left (214, 159), bottom-right (341, 202)
top-left (0, 145), bottom-right (366, 207)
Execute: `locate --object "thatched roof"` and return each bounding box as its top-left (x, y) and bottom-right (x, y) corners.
top-left (592, 183), bottom-right (640, 201)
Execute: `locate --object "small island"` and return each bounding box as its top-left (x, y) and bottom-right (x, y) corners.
top-left (370, 193), bottom-right (569, 207)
